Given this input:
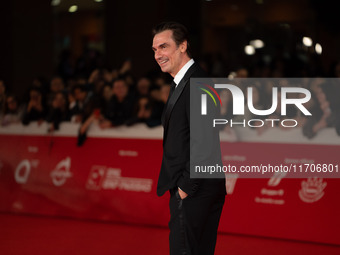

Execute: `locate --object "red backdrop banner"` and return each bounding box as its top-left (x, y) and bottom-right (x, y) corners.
top-left (0, 123), bottom-right (339, 245)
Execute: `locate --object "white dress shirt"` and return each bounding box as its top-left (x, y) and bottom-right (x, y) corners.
top-left (173, 59), bottom-right (195, 87)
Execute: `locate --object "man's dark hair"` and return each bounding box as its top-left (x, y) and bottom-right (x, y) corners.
top-left (72, 84), bottom-right (88, 95)
top-left (152, 21), bottom-right (193, 58)
top-left (112, 77), bottom-right (128, 86)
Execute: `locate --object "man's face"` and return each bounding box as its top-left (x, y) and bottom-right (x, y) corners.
top-left (152, 30), bottom-right (187, 77)
top-left (74, 88), bottom-right (86, 101)
top-left (7, 96), bottom-right (17, 111)
top-left (50, 77), bottom-right (64, 93)
top-left (113, 80), bottom-right (128, 100)
top-left (52, 93), bottom-right (66, 108)
top-left (137, 78), bottom-right (150, 95)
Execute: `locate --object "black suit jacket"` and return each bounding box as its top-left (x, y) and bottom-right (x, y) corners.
top-left (157, 63), bottom-right (225, 197)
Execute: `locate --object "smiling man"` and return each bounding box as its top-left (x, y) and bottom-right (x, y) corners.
top-left (152, 21), bottom-right (226, 255)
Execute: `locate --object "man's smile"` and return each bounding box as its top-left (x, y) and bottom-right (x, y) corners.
top-left (158, 58), bottom-right (169, 66)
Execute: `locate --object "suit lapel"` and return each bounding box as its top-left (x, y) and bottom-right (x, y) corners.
top-left (162, 63), bottom-right (198, 136)
top-left (161, 81), bottom-right (176, 126)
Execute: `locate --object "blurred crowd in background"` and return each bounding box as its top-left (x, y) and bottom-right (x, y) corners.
top-left (0, 48), bottom-right (340, 144)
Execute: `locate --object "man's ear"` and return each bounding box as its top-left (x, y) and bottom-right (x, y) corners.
top-left (180, 41), bottom-right (187, 53)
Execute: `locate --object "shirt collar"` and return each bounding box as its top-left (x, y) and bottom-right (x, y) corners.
top-left (173, 59), bottom-right (195, 87)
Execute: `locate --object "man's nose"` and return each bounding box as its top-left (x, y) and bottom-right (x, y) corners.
top-left (155, 51), bottom-right (161, 60)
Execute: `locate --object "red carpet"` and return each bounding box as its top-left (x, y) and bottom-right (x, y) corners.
top-left (1, 213), bottom-right (339, 255)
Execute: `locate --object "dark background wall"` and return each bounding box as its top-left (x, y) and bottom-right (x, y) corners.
top-left (105, 0), bottom-right (202, 77)
top-left (0, 0), bottom-right (54, 99)
top-left (1, 0), bottom-right (340, 99)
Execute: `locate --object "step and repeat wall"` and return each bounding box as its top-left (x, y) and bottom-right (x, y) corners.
top-left (0, 123), bottom-right (339, 245)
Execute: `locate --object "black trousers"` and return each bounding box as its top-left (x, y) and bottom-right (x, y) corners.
top-left (169, 186), bottom-right (225, 255)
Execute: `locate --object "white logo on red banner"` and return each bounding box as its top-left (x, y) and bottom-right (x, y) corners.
top-left (15, 160), bottom-right (31, 184)
top-left (118, 150), bottom-right (138, 157)
top-left (86, 166), bottom-right (152, 192)
top-left (267, 172), bottom-right (287, 187)
top-left (255, 173), bottom-right (286, 205)
top-left (86, 166), bottom-right (106, 190)
top-left (28, 146), bottom-right (39, 153)
top-left (299, 177), bottom-right (327, 203)
top-left (50, 157), bottom-right (72, 186)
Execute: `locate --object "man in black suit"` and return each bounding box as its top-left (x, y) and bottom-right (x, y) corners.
top-left (152, 22), bottom-right (226, 255)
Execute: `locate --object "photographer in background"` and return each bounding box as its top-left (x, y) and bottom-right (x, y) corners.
top-left (22, 87), bottom-right (47, 126)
